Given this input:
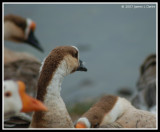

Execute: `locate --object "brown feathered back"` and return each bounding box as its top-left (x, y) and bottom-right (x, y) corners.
top-left (82, 95), bottom-right (118, 127)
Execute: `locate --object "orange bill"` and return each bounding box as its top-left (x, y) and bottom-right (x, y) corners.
top-left (17, 81), bottom-right (48, 112)
top-left (30, 21), bottom-right (36, 31)
top-left (75, 122), bottom-right (87, 128)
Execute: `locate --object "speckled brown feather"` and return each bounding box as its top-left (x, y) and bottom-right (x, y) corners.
top-left (98, 97), bottom-right (156, 128)
top-left (4, 14), bottom-right (27, 32)
top-left (82, 95), bottom-right (118, 127)
top-left (99, 107), bottom-right (156, 128)
top-left (99, 122), bottom-right (123, 128)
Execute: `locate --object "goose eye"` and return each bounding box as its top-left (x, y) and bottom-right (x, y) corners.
top-left (73, 52), bottom-right (78, 58)
top-left (5, 91), bottom-right (12, 97)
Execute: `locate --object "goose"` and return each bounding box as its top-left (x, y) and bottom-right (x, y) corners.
top-left (4, 80), bottom-right (47, 119)
top-left (4, 14), bottom-right (44, 64)
top-left (4, 14), bottom-right (43, 52)
top-left (75, 95), bottom-right (156, 128)
top-left (29, 45), bottom-right (87, 128)
top-left (4, 57), bottom-right (41, 128)
top-left (131, 54), bottom-right (156, 114)
top-left (4, 59), bottom-right (41, 98)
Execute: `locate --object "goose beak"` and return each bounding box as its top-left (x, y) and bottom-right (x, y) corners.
top-left (25, 30), bottom-right (44, 52)
top-left (75, 122), bottom-right (87, 128)
top-left (17, 81), bottom-right (48, 112)
top-left (77, 60), bottom-right (87, 72)
top-left (20, 93), bottom-right (48, 113)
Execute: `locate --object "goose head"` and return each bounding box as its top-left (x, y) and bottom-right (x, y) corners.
top-left (39, 45), bottom-right (87, 78)
top-left (137, 54), bottom-right (156, 91)
top-left (4, 14), bottom-right (43, 52)
top-left (4, 80), bottom-right (47, 119)
top-left (37, 45), bottom-right (87, 101)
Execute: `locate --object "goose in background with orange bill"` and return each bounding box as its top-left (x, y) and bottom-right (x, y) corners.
top-left (4, 14), bottom-right (44, 64)
top-left (75, 95), bottom-right (156, 128)
top-left (30, 46), bottom-right (87, 128)
top-left (4, 80), bottom-right (47, 120)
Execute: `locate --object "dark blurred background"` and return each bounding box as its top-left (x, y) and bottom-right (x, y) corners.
top-left (3, 3), bottom-right (156, 108)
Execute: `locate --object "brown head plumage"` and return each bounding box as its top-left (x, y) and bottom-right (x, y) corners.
top-left (37, 46), bottom-right (87, 101)
top-left (4, 14), bottom-right (27, 32)
top-left (4, 14), bottom-right (44, 52)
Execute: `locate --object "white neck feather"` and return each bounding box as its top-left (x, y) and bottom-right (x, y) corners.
top-left (101, 97), bottom-right (132, 126)
top-left (31, 60), bottom-right (73, 128)
top-left (42, 59), bottom-right (67, 105)
top-left (25, 18), bottom-right (32, 39)
top-left (45, 70), bottom-right (63, 98)
top-left (43, 60), bottom-right (68, 98)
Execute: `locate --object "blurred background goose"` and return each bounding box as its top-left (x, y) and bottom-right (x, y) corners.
top-left (4, 60), bottom-right (41, 128)
top-left (75, 95), bottom-right (156, 128)
top-left (4, 14), bottom-right (43, 64)
top-left (131, 54), bottom-right (156, 114)
top-left (4, 14), bottom-right (43, 97)
top-left (4, 80), bottom-right (47, 127)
